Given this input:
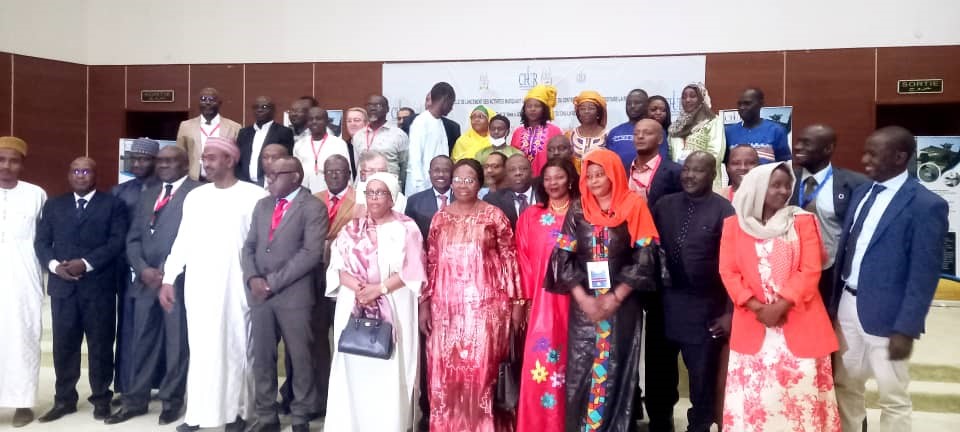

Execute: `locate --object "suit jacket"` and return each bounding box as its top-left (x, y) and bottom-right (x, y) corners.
top-left (720, 213), bottom-right (838, 358)
top-left (646, 158), bottom-right (682, 209)
top-left (483, 187), bottom-right (534, 229)
top-left (313, 187), bottom-right (357, 265)
top-left (401, 113), bottom-right (462, 152)
top-left (790, 166), bottom-right (869, 223)
top-left (176, 115), bottom-right (242, 180)
top-left (406, 188), bottom-right (452, 242)
top-left (35, 191), bottom-right (129, 298)
top-left (831, 177), bottom-right (948, 338)
top-left (112, 176), bottom-right (159, 217)
top-left (235, 122), bottom-right (295, 184)
top-left (125, 178), bottom-right (202, 298)
top-left (242, 187), bottom-right (328, 309)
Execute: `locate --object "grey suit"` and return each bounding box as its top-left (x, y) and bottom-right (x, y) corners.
top-left (242, 187), bottom-right (327, 426)
top-left (122, 177), bottom-right (201, 411)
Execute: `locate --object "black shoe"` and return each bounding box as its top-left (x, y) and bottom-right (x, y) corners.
top-left (250, 421), bottom-right (282, 432)
top-left (176, 423), bottom-right (199, 432)
top-left (93, 404), bottom-right (112, 420)
top-left (225, 416), bottom-right (247, 432)
top-left (110, 395), bottom-right (123, 407)
top-left (278, 400), bottom-right (291, 416)
top-left (104, 407), bottom-right (148, 425)
top-left (307, 410), bottom-right (325, 421)
top-left (12, 408), bottom-right (34, 428)
top-left (158, 405), bottom-right (184, 425)
top-left (37, 404), bottom-right (77, 423)
top-left (292, 423), bottom-right (310, 432)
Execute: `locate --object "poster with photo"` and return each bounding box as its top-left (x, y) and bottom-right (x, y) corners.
top-left (916, 136), bottom-right (960, 276)
top-left (117, 138), bottom-right (177, 184)
top-left (720, 106), bottom-right (794, 147)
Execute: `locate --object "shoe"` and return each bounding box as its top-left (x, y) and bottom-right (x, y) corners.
top-left (104, 407), bottom-right (148, 425)
top-left (158, 405), bottom-right (184, 425)
top-left (37, 404), bottom-right (77, 423)
top-left (111, 395), bottom-right (123, 407)
top-left (307, 410), bottom-right (325, 421)
top-left (176, 423), bottom-right (200, 432)
top-left (292, 423), bottom-right (310, 432)
top-left (225, 416), bottom-right (247, 432)
top-left (250, 421), bottom-right (282, 432)
top-left (12, 408), bottom-right (34, 428)
top-left (93, 404), bottom-right (111, 420)
top-left (278, 399), bottom-right (291, 416)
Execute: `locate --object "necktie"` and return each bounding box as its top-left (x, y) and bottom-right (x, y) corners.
top-left (76, 198), bottom-right (87, 218)
top-left (438, 194), bottom-right (448, 210)
top-left (328, 195), bottom-right (340, 221)
top-left (517, 193), bottom-right (529, 214)
top-left (155, 184), bottom-right (174, 212)
top-left (269, 198), bottom-right (289, 241)
top-left (802, 176), bottom-right (819, 211)
top-left (672, 200), bottom-right (695, 266)
top-left (840, 184), bottom-right (887, 280)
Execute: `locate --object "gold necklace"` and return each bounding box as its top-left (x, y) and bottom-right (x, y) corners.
top-left (550, 198), bottom-right (570, 213)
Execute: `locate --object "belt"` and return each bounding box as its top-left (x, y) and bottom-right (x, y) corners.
top-left (844, 285), bottom-right (858, 296)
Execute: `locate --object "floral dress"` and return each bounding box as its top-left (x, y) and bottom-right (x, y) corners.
top-left (722, 237), bottom-right (841, 432)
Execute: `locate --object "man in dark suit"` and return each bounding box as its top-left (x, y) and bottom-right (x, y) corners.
top-left (34, 157), bottom-right (128, 423)
top-left (790, 124), bottom-right (869, 303)
top-left (406, 155), bottom-right (454, 241)
top-left (236, 96), bottom-right (295, 185)
top-left (243, 156), bottom-right (327, 432)
top-left (651, 152), bottom-right (735, 432)
top-left (832, 126), bottom-right (948, 432)
top-left (105, 146), bottom-right (200, 425)
top-left (483, 154), bottom-right (535, 229)
top-left (629, 119), bottom-right (682, 208)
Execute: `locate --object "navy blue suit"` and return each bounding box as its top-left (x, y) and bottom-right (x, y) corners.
top-left (832, 177), bottom-right (948, 338)
top-left (646, 158), bottom-right (683, 209)
top-left (405, 188), bottom-right (450, 242)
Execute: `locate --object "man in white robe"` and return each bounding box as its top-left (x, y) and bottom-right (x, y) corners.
top-left (159, 137), bottom-right (267, 432)
top-left (0, 136), bottom-right (45, 428)
top-left (405, 83), bottom-right (455, 195)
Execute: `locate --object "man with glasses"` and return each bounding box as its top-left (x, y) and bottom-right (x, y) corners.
top-left (355, 150), bottom-right (407, 213)
top-left (236, 96), bottom-right (295, 186)
top-left (482, 154), bottom-right (534, 229)
top-left (350, 95), bottom-right (409, 188)
top-left (176, 87), bottom-right (242, 181)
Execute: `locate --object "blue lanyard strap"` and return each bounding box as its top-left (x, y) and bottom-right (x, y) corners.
top-left (798, 167), bottom-right (833, 208)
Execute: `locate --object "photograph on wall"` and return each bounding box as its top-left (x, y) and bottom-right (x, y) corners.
top-left (117, 138), bottom-right (176, 184)
top-left (327, 109), bottom-right (343, 138)
top-left (916, 136), bottom-right (960, 276)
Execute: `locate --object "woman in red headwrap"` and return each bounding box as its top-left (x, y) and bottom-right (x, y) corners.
top-left (544, 148), bottom-right (664, 432)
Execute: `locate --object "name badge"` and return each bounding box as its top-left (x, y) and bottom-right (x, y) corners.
top-left (587, 260), bottom-right (612, 290)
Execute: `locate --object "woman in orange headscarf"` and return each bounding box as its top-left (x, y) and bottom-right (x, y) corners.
top-left (544, 148), bottom-right (664, 432)
top-left (566, 90), bottom-right (608, 170)
top-left (511, 84), bottom-right (563, 176)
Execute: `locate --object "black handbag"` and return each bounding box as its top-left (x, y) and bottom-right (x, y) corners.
top-left (494, 328), bottom-right (522, 412)
top-left (337, 305), bottom-right (394, 360)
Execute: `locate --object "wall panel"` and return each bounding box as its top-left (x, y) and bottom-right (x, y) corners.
top-left (88, 66), bottom-right (126, 186)
top-left (243, 63), bottom-right (313, 126)
top-left (314, 62), bottom-right (382, 111)
top-left (0, 53), bottom-right (11, 136)
top-left (706, 51), bottom-right (785, 111)
top-left (126, 64), bottom-right (189, 112)
top-left (877, 46), bottom-right (960, 104)
top-left (189, 64), bottom-right (244, 121)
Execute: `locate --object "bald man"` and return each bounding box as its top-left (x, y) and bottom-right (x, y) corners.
top-left (629, 118), bottom-right (682, 208)
top-left (236, 96), bottom-right (295, 185)
top-left (176, 87), bottom-right (242, 181)
top-left (35, 157), bottom-right (129, 423)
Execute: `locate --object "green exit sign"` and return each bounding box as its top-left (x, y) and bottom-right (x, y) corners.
top-left (898, 79), bottom-right (943, 94)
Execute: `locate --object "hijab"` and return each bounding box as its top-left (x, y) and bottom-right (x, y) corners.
top-left (668, 82), bottom-right (716, 139)
top-left (579, 149), bottom-right (659, 244)
top-left (454, 105), bottom-right (497, 161)
top-left (573, 90), bottom-right (608, 128)
top-left (732, 161), bottom-right (808, 241)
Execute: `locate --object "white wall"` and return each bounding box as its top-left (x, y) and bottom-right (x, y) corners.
top-left (3, 0), bottom-right (960, 65)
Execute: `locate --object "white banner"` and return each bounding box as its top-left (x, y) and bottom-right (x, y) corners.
top-left (382, 56), bottom-right (706, 132)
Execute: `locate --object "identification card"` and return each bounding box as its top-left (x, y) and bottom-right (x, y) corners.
top-left (586, 260), bottom-right (612, 290)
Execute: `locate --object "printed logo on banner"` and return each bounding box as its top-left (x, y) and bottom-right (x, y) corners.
top-left (518, 67), bottom-right (539, 89)
top-left (480, 73), bottom-right (490, 91)
top-left (577, 71), bottom-right (587, 83)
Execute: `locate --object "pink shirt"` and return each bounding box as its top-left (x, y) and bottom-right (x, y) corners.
top-left (630, 154), bottom-right (662, 199)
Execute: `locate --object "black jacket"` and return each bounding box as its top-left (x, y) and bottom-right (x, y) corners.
top-left (236, 122), bottom-right (295, 184)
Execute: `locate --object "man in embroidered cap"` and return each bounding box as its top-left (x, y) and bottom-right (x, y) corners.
top-left (0, 137), bottom-right (47, 427)
top-left (176, 87), bottom-right (242, 181)
top-left (159, 136), bottom-right (267, 432)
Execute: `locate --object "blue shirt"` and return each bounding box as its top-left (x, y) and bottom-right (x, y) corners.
top-left (724, 119), bottom-right (790, 164)
top-left (606, 121), bottom-right (671, 173)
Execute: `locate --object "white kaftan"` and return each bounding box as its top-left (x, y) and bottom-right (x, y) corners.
top-left (0, 181), bottom-right (46, 407)
top-left (405, 113), bottom-right (448, 195)
top-left (162, 181), bottom-right (267, 427)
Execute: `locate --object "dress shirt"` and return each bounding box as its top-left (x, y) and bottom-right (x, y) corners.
top-left (513, 186), bottom-right (535, 216)
top-left (292, 133), bottom-right (351, 193)
top-left (351, 122), bottom-right (409, 182)
top-left (630, 154), bottom-right (662, 198)
top-left (435, 188), bottom-right (451, 209)
top-left (153, 175), bottom-right (188, 209)
top-left (276, 187), bottom-right (300, 221)
top-left (198, 114), bottom-right (222, 177)
top-left (801, 163), bottom-right (839, 268)
top-left (249, 120), bottom-right (273, 182)
top-left (293, 127), bottom-right (311, 144)
top-left (844, 170), bottom-right (909, 289)
top-left (48, 190), bottom-right (97, 273)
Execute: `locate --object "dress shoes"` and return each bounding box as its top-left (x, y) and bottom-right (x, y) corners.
top-left (93, 403), bottom-right (112, 420)
top-left (37, 404), bottom-right (77, 423)
top-left (12, 408), bottom-right (34, 428)
top-left (104, 407), bottom-right (148, 424)
top-left (292, 423), bottom-right (310, 432)
top-left (176, 422), bottom-right (200, 432)
top-left (159, 405), bottom-right (184, 425)
top-left (225, 416), bottom-right (247, 432)
top-left (250, 421), bottom-right (282, 432)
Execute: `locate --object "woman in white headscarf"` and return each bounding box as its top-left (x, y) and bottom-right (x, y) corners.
top-left (668, 82), bottom-right (727, 190)
top-left (718, 162), bottom-right (840, 431)
top-left (324, 172), bottom-right (426, 432)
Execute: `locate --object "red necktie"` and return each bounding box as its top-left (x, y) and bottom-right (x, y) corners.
top-left (328, 195), bottom-right (340, 222)
top-left (438, 194), bottom-right (447, 210)
top-left (269, 198), bottom-right (289, 241)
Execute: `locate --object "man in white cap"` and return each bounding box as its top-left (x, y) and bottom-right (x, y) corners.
top-left (159, 137), bottom-right (267, 432)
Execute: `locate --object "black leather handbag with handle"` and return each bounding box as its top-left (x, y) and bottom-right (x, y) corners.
top-left (337, 304), bottom-right (394, 360)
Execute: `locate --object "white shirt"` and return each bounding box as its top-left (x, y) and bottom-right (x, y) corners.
top-left (405, 113), bottom-right (448, 195)
top-left (249, 121), bottom-right (273, 182)
top-left (48, 190), bottom-right (96, 273)
top-left (801, 164), bottom-right (838, 268)
top-left (844, 170), bottom-right (908, 289)
top-left (292, 133), bottom-right (351, 193)
top-left (435, 188), bottom-right (451, 210)
top-left (513, 186), bottom-right (535, 216)
top-left (198, 114), bottom-right (222, 177)
top-left (154, 175), bottom-right (188, 208)
top-left (352, 123), bottom-right (410, 184)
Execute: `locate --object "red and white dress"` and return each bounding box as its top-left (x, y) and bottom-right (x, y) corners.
top-left (722, 237), bottom-right (841, 432)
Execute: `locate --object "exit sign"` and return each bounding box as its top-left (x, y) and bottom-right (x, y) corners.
top-left (898, 79), bottom-right (943, 94)
top-left (140, 90), bottom-right (176, 103)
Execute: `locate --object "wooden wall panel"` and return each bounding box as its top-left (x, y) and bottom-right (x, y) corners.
top-left (126, 64), bottom-right (189, 112)
top-left (0, 53), bottom-right (11, 136)
top-left (706, 51), bottom-right (785, 111)
top-left (786, 49), bottom-right (876, 171)
top-left (189, 64), bottom-right (244, 121)
top-left (243, 63), bottom-right (313, 125)
top-left (314, 62), bottom-right (382, 111)
top-left (12, 55), bottom-right (87, 196)
top-left (877, 46), bottom-right (960, 104)
top-left (88, 66), bottom-right (126, 187)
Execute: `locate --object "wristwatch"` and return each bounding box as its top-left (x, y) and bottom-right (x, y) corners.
top-left (380, 283), bottom-right (388, 295)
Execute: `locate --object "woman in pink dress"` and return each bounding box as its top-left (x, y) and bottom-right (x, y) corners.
top-left (511, 84), bottom-right (563, 176)
top-left (420, 158), bottom-right (523, 432)
top-left (515, 158), bottom-right (580, 432)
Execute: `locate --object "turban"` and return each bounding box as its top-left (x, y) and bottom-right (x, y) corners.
top-left (204, 136), bottom-right (241, 161)
top-left (524, 84), bottom-right (558, 121)
top-left (0, 136), bottom-right (28, 157)
top-left (366, 172), bottom-right (401, 202)
top-left (471, 105), bottom-right (496, 119)
top-left (130, 137), bottom-right (160, 156)
top-left (573, 90), bottom-right (608, 127)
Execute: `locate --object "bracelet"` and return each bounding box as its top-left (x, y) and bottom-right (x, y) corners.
top-left (511, 299), bottom-right (528, 306)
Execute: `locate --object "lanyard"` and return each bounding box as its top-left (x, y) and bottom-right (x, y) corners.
top-left (798, 167), bottom-right (833, 208)
top-left (365, 126), bottom-right (381, 152)
top-left (311, 135), bottom-right (329, 175)
top-left (200, 123), bottom-right (220, 138)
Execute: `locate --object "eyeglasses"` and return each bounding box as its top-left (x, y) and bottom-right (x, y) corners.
top-left (71, 168), bottom-right (93, 177)
top-left (452, 176), bottom-right (477, 185)
top-left (364, 189), bottom-right (391, 199)
top-left (251, 104), bottom-right (273, 110)
top-left (199, 95), bottom-right (217, 103)
top-left (323, 169), bottom-right (348, 176)
top-left (265, 170), bottom-right (298, 181)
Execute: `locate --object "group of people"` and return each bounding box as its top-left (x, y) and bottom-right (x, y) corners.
top-left (0, 78), bottom-right (946, 432)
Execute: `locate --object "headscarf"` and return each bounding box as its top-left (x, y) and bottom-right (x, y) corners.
top-left (130, 137), bottom-right (160, 156)
top-left (524, 84), bottom-right (558, 121)
top-left (732, 161), bottom-right (808, 241)
top-left (668, 82), bottom-right (716, 139)
top-left (579, 149), bottom-right (659, 244)
top-left (451, 105), bottom-right (498, 162)
top-left (366, 171), bottom-right (401, 203)
top-left (204, 136), bottom-right (241, 161)
top-left (573, 90), bottom-right (608, 128)
top-left (0, 136), bottom-right (28, 157)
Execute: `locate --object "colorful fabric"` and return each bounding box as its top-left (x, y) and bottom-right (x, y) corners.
top-left (511, 123), bottom-right (563, 176)
top-left (452, 106), bottom-right (498, 162)
top-left (579, 149), bottom-right (659, 244)
top-left (566, 128), bottom-right (607, 170)
top-left (525, 85), bottom-right (558, 120)
top-left (724, 119), bottom-right (791, 164)
top-left (668, 82), bottom-right (716, 139)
